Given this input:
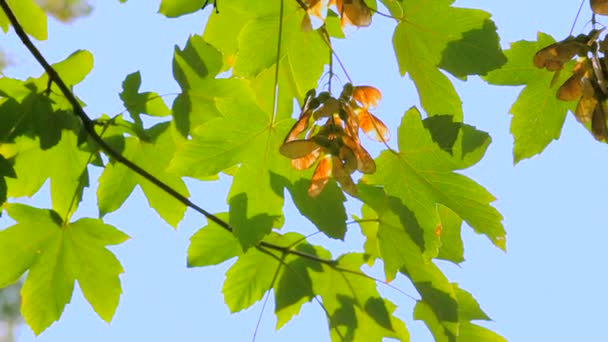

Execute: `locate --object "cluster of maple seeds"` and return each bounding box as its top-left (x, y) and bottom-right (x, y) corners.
top-left (301, 0), bottom-right (372, 31)
top-left (280, 84), bottom-right (388, 197)
top-left (533, 0), bottom-right (608, 140)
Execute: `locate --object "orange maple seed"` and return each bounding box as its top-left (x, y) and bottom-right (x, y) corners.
top-left (292, 148), bottom-right (322, 170)
top-left (341, 0), bottom-right (372, 28)
top-left (357, 109), bottom-right (390, 142)
top-left (308, 0), bottom-right (329, 19)
top-left (279, 140), bottom-right (320, 159)
top-left (332, 156), bottom-right (358, 197)
top-left (284, 90), bottom-right (317, 143)
top-left (353, 86), bottom-right (382, 108)
top-left (591, 0), bottom-right (608, 15)
top-left (308, 155), bottom-right (332, 197)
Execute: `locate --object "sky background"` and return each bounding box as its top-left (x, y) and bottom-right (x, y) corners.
top-left (1, 0), bottom-right (607, 341)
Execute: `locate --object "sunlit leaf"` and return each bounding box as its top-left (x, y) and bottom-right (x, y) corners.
top-left (392, 0), bottom-right (502, 119)
top-left (97, 122), bottom-right (189, 228)
top-left (0, 204), bottom-right (128, 334)
top-left (363, 108), bottom-right (505, 252)
top-left (484, 32), bottom-right (576, 163)
top-left (0, 0), bottom-right (47, 40)
top-left (187, 213), bottom-right (242, 267)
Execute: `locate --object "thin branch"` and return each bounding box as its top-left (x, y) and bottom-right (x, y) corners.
top-left (63, 119), bottom-right (112, 224)
top-left (272, 0), bottom-right (285, 122)
top-left (319, 28), bottom-right (352, 83)
top-left (252, 246), bottom-right (284, 342)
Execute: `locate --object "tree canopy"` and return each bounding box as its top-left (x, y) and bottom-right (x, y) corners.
top-left (0, 0), bottom-right (606, 341)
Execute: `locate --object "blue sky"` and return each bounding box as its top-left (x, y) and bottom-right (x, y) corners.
top-left (2, 0), bottom-right (608, 341)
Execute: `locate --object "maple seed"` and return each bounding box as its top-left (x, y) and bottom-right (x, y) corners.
top-left (591, 0), bottom-right (608, 15)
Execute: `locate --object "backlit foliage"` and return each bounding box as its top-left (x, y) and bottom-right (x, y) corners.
top-left (3, 0), bottom-right (595, 340)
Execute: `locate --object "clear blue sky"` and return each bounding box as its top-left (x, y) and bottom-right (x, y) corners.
top-left (2, 0), bottom-right (607, 341)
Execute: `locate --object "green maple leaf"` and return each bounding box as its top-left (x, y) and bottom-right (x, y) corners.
top-left (221, 232), bottom-right (302, 313)
top-left (0, 131), bottom-right (91, 220)
top-left (484, 32), bottom-right (576, 163)
top-left (309, 253), bottom-right (409, 341)
top-left (158, 0), bottom-right (207, 17)
top-left (97, 122), bottom-right (189, 228)
top-left (120, 71), bottom-right (171, 126)
top-left (0, 203), bottom-right (128, 334)
top-left (0, 0), bottom-right (47, 40)
top-left (363, 109), bottom-right (505, 255)
top-left (171, 34), bottom-right (244, 136)
top-left (0, 50), bottom-right (93, 150)
top-left (187, 212), bottom-right (242, 267)
top-left (414, 285), bottom-right (504, 342)
top-left (204, 0), bottom-right (326, 114)
top-left (391, 0), bottom-right (505, 119)
top-left (170, 35), bottom-right (346, 249)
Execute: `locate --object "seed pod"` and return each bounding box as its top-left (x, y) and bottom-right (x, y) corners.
top-left (592, 101), bottom-right (608, 141)
top-left (591, 0), bottom-right (608, 15)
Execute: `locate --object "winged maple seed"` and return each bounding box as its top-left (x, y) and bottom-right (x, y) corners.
top-left (280, 83), bottom-right (386, 197)
top-left (534, 28), bottom-right (608, 141)
top-left (301, 0), bottom-right (372, 32)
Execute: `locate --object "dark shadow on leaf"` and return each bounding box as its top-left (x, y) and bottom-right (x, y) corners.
top-left (274, 257), bottom-right (315, 311)
top-left (0, 91), bottom-right (81, 150)
top-left (460, 124), bottom-right (490, 158)
top-left (405, 279), bottom-right (458, 323)
top-left (439, 19), bottom-right (508, 79)
top-left (229, 193), bottom-right (277, 250)
top-left (364, 297), bottom-right (393, 331)
top-left (332, 295), bottom-right (357, 341)
top-left (172, 93), bottom-right (191, 137)
top-left (270, 172), bottom-right (348, 240)
top-left (423, 115), bottom-right (460, 155)
top-left (172, 44), bottom-right (210, 90)
top-left (387, 195), bottom-right (425, 252)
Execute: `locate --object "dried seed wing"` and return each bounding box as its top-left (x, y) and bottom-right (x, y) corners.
top-left (591, 0), bottom-right (608, 15)
top-left (533, 40), bottom-right (583, 71)
top-left (342, 0), bottom-right (371, 27)
top-left (280, 140), bottom-right (320, 159)
top-left (313, 97), bottom-right (340, 119)
top-left (342, 135), bottom-right (376, 174)
top-left (592, 101), bottom-right (608, 141)
top-left (308, 154), bottom-right (332, 197)
top-left (332, 156), bottom-right (358, 197)
top-left (575, 95), bottom-right (598, 123)
top-left (284, 90), bottom-right (317, 142)
top-left (575, 76), bottom-right (598, 123)
top-left (292, 148), bottom-right (322, 170)
top-left (352, 85), bottom-right (382, 108)
top-left (357, 109), bottom-right (390, 142)
top-left (557, 74), bottom-right (583, 101)
top-left (338, 143), bottom-right (358, 173)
